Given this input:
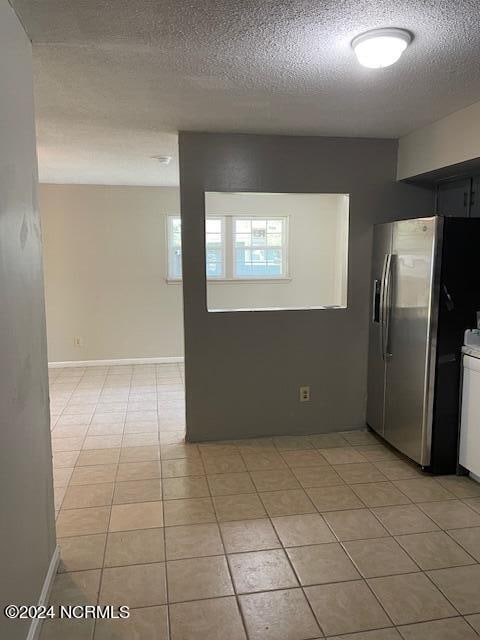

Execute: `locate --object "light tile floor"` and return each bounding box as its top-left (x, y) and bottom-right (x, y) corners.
top-left (41, 363), bottom-right (480, 639)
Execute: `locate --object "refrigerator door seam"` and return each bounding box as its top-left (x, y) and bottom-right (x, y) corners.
top-left (421, 216), bottom-right (444, 467)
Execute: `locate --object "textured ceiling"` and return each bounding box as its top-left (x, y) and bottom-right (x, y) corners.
top-left (11, 0), bottom-right (480, 186)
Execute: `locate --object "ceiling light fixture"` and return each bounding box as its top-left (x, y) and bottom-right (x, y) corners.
top-left (152, 155), bottom-right (172, 165)
top-left (351, 28), bottom-right (412, 69)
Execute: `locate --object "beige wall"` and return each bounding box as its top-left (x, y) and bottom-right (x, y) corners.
top-left (40, 185), bottom-right (350, 361)
top-left (397, 99), bottom-right (480, 179)
top-left (206, 192), bottom-right (349, 311)
top-left (0, 4), bottom-right (56, 639)
top-left (40, 184), bottom-right (184, 362)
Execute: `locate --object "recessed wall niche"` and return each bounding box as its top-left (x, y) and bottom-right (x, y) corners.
top-left (204, 191), bottom-right (350, 312)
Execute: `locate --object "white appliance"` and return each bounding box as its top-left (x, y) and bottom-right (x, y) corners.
top-left (459, 330), bottom-right (480, 480)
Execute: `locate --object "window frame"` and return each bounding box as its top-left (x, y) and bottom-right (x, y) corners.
top-left (166, 213), bottom-right (290, 283)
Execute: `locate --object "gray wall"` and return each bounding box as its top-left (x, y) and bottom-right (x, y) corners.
top-left (179, 132), bottom-right (434, 441)
top-left (0, 3), bottom-right (56, 638)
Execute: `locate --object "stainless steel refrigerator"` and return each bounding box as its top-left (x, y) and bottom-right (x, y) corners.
top-left (367, 215), bottom-right (480, 473)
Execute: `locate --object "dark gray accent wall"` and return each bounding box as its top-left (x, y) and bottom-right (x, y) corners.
top-left (179, 132), bottom-right (434, 441)
top-left (0, 4), bottom-right (56, 639)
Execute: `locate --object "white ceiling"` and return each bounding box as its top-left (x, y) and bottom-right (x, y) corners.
top-left (12, 0), bottom-right (480, 186)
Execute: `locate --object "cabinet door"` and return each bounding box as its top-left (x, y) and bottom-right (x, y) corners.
top-left (470, 176), bottom-right (480, 218)
top-left (436, 178), bottom-right (471, 217)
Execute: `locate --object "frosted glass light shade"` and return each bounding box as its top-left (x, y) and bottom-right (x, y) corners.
top-left (352, 28), bottom-right (412, 69)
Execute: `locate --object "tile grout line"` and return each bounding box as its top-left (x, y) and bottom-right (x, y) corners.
top-left (51, 371), bottom-right (90, 513)
top-left (90, 367), bottom-right (118, 640)
top-left (198, 446), bottom-right (251, 640)
top-left (306, 498), bottom-right (398, 635)
top-left (156, 363), bottom-right (172, 640)
top-left (56, 365), bottom-right (111, 638)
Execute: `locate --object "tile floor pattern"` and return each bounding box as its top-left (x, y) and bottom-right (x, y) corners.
top-left (40, 364), bottom-right (480, 640)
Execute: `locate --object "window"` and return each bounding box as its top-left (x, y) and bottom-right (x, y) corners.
top-left (167, 216), bottom-right (182, 279)
top-left (167, 215), bottom-right (225, 280)
top-left (234, 217), bottom-right (286, 278)
top-left (166, 214), bottom-right (287, 281)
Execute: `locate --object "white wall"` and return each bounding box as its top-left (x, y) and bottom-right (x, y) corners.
top-left (0, 4), bottom-right (56, 639)
top-left (206, 192), bottom-right (349, 311)
top-left (397, 99), bottom-right (480, 179)
top-left (39, 184), bottom-right (184, 362)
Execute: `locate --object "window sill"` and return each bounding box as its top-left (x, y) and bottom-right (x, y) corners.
top-left (207, 305), bottom-right (347, 313)
top-left (166, 277), bottom-right (292, 284)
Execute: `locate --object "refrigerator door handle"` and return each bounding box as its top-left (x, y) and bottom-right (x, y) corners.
top-left (379, 254), bottom-right (388, 358)
top-left (381, 253), bottom-right (393, 361)
top-left (372, 279), bottom-right (382, 323)
top-left (442, 284), bottom-right (454, 312)
top-left (384, 254), bottom-right (394, 360)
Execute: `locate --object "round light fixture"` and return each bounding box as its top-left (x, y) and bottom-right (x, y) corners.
top-left (351, 28), bottom-right (412, 69)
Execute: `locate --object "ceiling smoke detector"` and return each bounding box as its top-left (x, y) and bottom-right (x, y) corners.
top-left (351, 28), bottom-right (412, 69)
top-left (152, 155), bottom-right (172, 165)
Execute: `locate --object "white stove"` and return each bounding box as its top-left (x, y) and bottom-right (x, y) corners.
top-left (459, 330), bottom-right (480, 481)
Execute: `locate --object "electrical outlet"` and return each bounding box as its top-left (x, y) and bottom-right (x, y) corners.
top-left (73, 336), bottom-right (83, 347)
top-left (299, 385), bottom-right (310, 402)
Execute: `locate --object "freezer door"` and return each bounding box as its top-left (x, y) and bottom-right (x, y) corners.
top-left (366, 223), bottom-right (393, 436)
top-left (383, 217), bottom-right (439, 465)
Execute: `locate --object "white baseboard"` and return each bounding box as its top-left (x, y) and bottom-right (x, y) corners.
top-left (48, 356), bottom-right (184, 368)
top-left (469, 471), bottom-right (480, 484)
top-left (27, 545), bottom-right (60, 640)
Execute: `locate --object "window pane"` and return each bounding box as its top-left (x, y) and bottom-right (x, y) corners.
top-left (236, 219), bottom-right (251, 233)
top-left (172, 248), bottom-right (182, 278)
top-left (251, 249), bottom-right (266, 263)
top-left (248, 264), bottom-right (268, 276)
top-left (252, 230), bottom-right (266, 245)
top-left (235, 233), bottom-right (251, 247)
top-left (267, 248), bottom-right (282, 264)
top-left (267, 220), bottom-right (282, 233)
top-left (206, 232), bottom-right (222, 246)
top-left (171, 218), bottom-right (182, 249)
top-left (232, 216), bottom-right (285, 278)
top-left (265, 264), bottom-right (281, 276)
top-left (206, 218), bottom-right (222, 233)
top-left (205, 217), bottom-right (224, 277)
top-left (206, 244), bottom-right (223, 277)
top-left (207, 247), bottom-right (222, 260)
top-left (251, 220), bottom-right (267, 246)
top-left (207, 262), bottom-right (223, 277)
top-left (235, 248), bottom-right (248, 276)
top-left (267, 233), bottom-right (282, 247)
top-left (169, 215), bottom-right (225, 280)
top-left (169, 218), bottom-right (182, 279)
